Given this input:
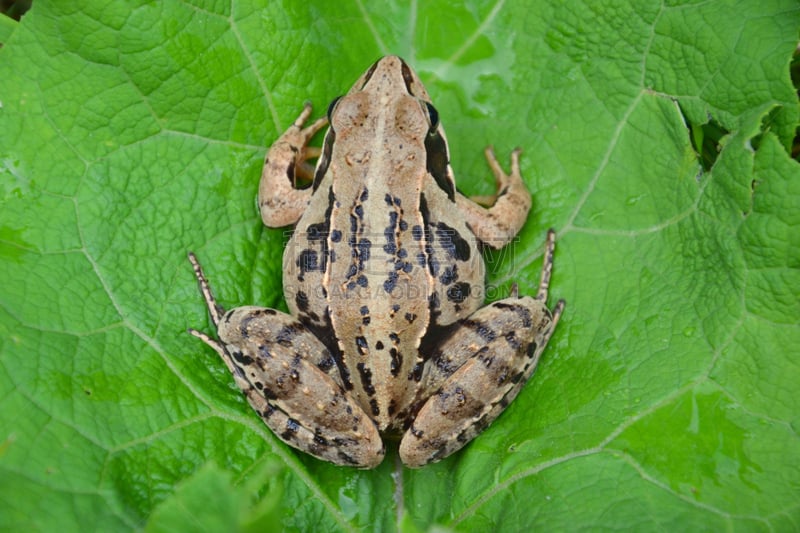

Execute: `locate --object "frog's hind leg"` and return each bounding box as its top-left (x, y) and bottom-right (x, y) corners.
top-left (187, 253), bottom-right (385, 468)
top-left (399, 230), bottom-right (564, 467)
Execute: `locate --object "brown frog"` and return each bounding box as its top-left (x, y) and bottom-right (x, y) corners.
top-left (189, 56), bottom-right (564, 468)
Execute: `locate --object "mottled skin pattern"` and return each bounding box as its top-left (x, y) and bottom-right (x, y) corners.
top-left (189, 56), bottom-right (564, 468)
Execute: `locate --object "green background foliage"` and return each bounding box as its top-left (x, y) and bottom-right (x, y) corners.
top-left (1, 1), bottom-right (799, 530)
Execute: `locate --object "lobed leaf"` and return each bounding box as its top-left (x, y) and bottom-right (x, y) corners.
top-left (1, 1), bottom-right (798, 530)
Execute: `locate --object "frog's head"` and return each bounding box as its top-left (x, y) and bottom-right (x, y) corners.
top-left (327, 56), bottom-right (443, 154)
top-left (353, 55), bottom-right (432, 102)
top-left (318, 56), bottom-right (453, 198)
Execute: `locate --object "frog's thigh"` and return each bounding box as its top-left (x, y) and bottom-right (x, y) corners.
top-left (399, 296), bottom-right (554, 467)
top-left (217, 306), bottom-right (384, 468)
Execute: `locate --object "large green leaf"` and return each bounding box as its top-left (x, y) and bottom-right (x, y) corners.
top-left (1, 1), bottom-right (798, 530)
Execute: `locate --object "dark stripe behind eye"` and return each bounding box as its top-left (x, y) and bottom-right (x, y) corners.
top-left (400, 58), bottom-right (415, 94)
top-left (424, 130), bottom-right (455, 201)
top-left (360, 60), bottom-right (379, 89)
top-left (312, 129), bottom-right (336, 191)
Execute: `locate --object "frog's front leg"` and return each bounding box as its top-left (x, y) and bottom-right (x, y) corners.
top-left (399, 231), bottom-right (565, 467)
top-left (456, 147), bottom-right (533, 248)
top-left (258, 104), bottom-right (328, 227)
top-left (188, 253), bottom-right (384, 468)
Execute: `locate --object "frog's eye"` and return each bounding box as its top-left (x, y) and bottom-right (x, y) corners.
top-left (327, 96), bottom-right (342, 121)
top-left (424, 102), bottom-right (439, 132)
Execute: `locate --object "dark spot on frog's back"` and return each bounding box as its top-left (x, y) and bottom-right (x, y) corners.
top-left (275, 323), bottom-right (303, 346)
top-left (462, 318), bottom-right (496, 342)
top-left (337, 450), bottom-right (360, 465)
top-left (474, 414), bottom-right (491, 434)
top-left (295, 291), bottom-right (309, 312)
top-left (439, 265), bottom-right (458, 285)
top-left (428, 256), bottom-right (440, 277)
top-left (258, 344), bottom-right (271, 359)
top-left (493, 302), bottom-right (533, 328)
top-left (313, 432), bottom-right (329, 447)
top-left (307, 222), bottom-right (327, 241)
top-left (526, 341), bottom-right (538, 358)
top-left (504, 330), bottom-right (521, 350)
top-left (435, 222), bottom-right (471, 261)
top-left (317, 354), bottom-right (335, 372)
top-left (356, 362), bottom-right (376, 395)
top-left (262, 386), bottom-right (278, 400)
top-left (446, 282), bottom-right (471, 303)
top-left (297, 249), bottom-right (319, 276)
top-left (232, 350), bottom-right (254, 366)
top-left (281, 418), bottom-right (300, 440)
top-left (384, 193), bottom-right (393, 206)
top-left (355, 336), bottom-right (368, 355)
top-left (389, 347), bottom-right (402, 376)
top-left (369, 398), bottom-right (380, 417)
top-left (238, 314), bottom-right (258, 337)
top-left (384, 271), bottom-right (398, 293)
top-left (409, 362), bottom-right (424, 382)
top-left (358, 238), bottom-right (372, 260)
top-left (428, 292), bottom-right (441, 322)
top-left (248, 308), bottom-right (277, 317)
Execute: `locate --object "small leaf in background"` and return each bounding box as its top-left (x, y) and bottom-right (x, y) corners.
top-left (145, 460), bottom-right (286, 533)
top-left (1, 1), bottom-right (798, 531)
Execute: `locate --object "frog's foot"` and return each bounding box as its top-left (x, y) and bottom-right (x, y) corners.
top-left (258, 104), bottom-right (328, 228)
top-left (456, 147), bottom-right (533, 248)
top-left (399, 231), bottom-right (563, 468)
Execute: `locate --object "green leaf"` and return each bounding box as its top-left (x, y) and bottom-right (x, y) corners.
top-left (146, 460), bottom-right (287, 533)
top-left (1, 1), bottom-right (798, 531)
top-left (0, 13), bottom-right (17, 44)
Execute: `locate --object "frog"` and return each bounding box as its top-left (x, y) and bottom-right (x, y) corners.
top-left (188, 56), bottom-right (564, 468)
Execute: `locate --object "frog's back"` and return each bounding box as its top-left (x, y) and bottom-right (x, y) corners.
top-left (285, 166), bottom-right (484, 430)
top-left (282, 54), bottom-right (485, 429)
